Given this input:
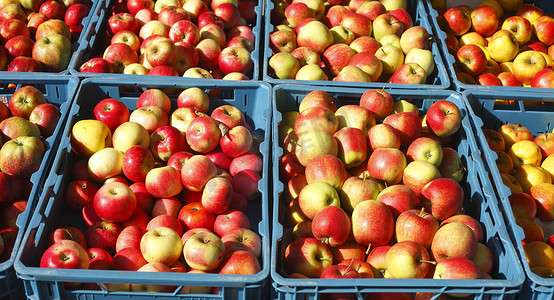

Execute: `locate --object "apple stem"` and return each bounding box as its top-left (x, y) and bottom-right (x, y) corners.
top-left (290, 139), bottom-right (301, 148)
top-left (347, 258), bottom-right (355, 271)
top-left (365, 243), bottom-right (372, 255)
top-left (419, 207), bottom-right (426, 217)
top-left (420, 260), bottom-right (436, 265)
top-left (381, 85), bottom-right (386, 92)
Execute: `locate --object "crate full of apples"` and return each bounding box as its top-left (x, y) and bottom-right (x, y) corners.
top-left (0, 76), bottom-right (79, 300)
top-left (0, 0), bottom-right (102, 74)
top-left (425, 0), bottom-right (554, 91)
top-left (71, 0), bottom-right (263, 80)
top-left (271, 85), bottom-right (525, 299)
top-left (263, 0), bottom-right (451, 88)
top-left (14, 78), bottom-right (270, 299)
top-left (463, 91), bottom-right (554, 300)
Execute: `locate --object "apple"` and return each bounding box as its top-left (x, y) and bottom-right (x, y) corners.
top-left (512, 50), bottom-right (547, 85)
top-left (509, 192), bottom-right (537, 220)
top-left (146, 214), bottom-right (183, 236)
top-left (295, 129), bottom-right (338, 166)
top-left (367, 147), bottom-right (406, 185)
top-left (498, 123), bottom-right (533, 150)
top-left (396, 208), bottom-right (439, 249)
top-left (441, 214), bottom-right (484, 243)
top-left (122, 145), bottom-right (155, 182)
top-left (443, 6), bottom-right (472, 36)
top-left (131, 262), bottom-right (174, 293)
top-left (178, 201), bottom-right (217, 231)
top-left (532, 69), bottom-right (554, 88)
top-left (402, 160), bottom-right (441, 197)
top-left (186, 115), bottom-right (221, 153)
top-left (333, 127), bottom-right (368, 169)
top-left (425, 100), bottom-right (462, 137)
top-left (40, 240), bottom-right (89, 270)
top-left (305, 154), bottom-right (347, 190)
top-left (219, 250), bottom-right (261, 275)
top-left (311, 205), bottom-right (350, 247)
top-left (376, 184), bottom-right (417, 219)
top-left (375, 45), bottom-right (404, 76)
top-left (508, 140), bottom-right (542, 169)
top-left (152, 197), bottom-right (182, 218)
top-left (85, 221), bottom-right (121, 252)
top-left (0, 116), bottom-right (41, 141)
top-left (26, 103), bottom-right (61, 138)
top-left (533, 16), bottom-right (554, 47)
top-left (298, 181), bottom-right (340, 220)
top-left (221, 227), bottom-right (260, 258)
top-left (351, 199), bottom-right (394, 246)
top-left (103, 43), bottom-right (139, 73)
top-left (419, 178), bottom-right (464, 221)
top-left (438, 147), bottom-right (464, 183)
top-left (456, 44), bottom-right (487, 76)
top-left (367, 124), bottom-right (401, 151)
top-left (112, 247), bottom-right (147, 271)
top-left (296, 20), bottom-right (333, 54)
top-left (433, 257), bottom-right (480, 281)
top-left (1, 200), bottom-right (27, 228)
top-left (0, 136), bottom-right (45, 178)
top-left (431, 222), bottom-right (477, 262)
top-left (79, 57), bottom-right (114, 73)
top-left (48, 227), bottom-right (87, 249)
top-left (115, 225), bottom-right (143, 252)
top-left (383, 112), bottom-right (422, 146)
top-left (470, 5), bottom-right (499, 37)
top-left (140, 226), bottom-right (183, 265)
top-left (373, 13), bottom-right (404, 42)
top-left (284, 237), bottom-right (332, 278)
top-left (183, 231), bottom-right (225, 271)
top-left (386, 240), bottom-right (431, 279)
top-left (87, 147), bottom-right (123, 181)
top-left (530, 183), bottom-right (554, 221)
top-left (229, 153), bottom-right (262, 176)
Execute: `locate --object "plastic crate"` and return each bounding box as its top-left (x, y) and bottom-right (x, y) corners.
top-left (271, 85), bottom-right (525, 299)
top-left (463, 91), bottom-right (554, 300)
top-left (425, 0), bottom-right (554, 93)
top-left (0, 76), bottom-right (79, 300)
top-left (14, 78), bottom-right (271, 300)
top-left (69, 0), bottom-right (264, 81)
top-left (262, 0), bottom-right (451, 89)
top-left (0, 1), bottom-right (101, 76)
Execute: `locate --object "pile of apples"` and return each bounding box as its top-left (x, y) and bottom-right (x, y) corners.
top-left (481, 123), bottom-right (554, 278)
top-left (0, 0), bottom-right (93, 72)
top-left (277, 89), bottom-right (497, 298)
top-left (0, 85), bottom-right (62, 263)
top-left (433, 0), bottom-right (554, 88)
top-left (78, 0), bottom-right (257, 79)
top-left (268, 0), bottom-right (436, 84)
top-left (39, 87), bottom-right (263, 293)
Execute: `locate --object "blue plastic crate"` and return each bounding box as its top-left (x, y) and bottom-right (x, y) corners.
top-left (262, 0), bottom-right (451, 89)
top-left (425, 0), bottom-right (554, 93)
top-left (69, 0), bottom-right (263, 81)
top-left (0, 0), bottom-right (101, 76)
top-left (271, 85), bottom-right (524, 299)
top-left (463, 91), bottom-right (554, 300)
top-left (0, 76), bottom-right (79, 300)
top-left (14, 78), bottom-right (271, 300)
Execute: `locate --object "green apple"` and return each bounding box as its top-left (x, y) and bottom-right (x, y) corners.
top-left (270, 52), bottom-right (300, 79)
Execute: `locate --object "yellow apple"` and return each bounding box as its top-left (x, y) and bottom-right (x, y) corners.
top-left (459, 32), bottom-right (487, 47)
top-left (112, 122), bottom-right (150, 153)
top-left (488, 30), bottom-right (519, 63)
top-left (87, 147), bottom-right (124, 181)
top-left (508, 140), bottom-right (542, 169)
top-left (524, 241), bottom-right (554, 269)
top-left (71, 120), bottom-right (112, 157)
top-left (498, 123), bottom-right (533, 149)
top-left (392, 100), bottom-right (418, 114)
top-left (499, 62), bottom-right (514, 73)
top-left (541, 154), bottom-right (554, 181)
top-left (514, 164), bottom-right (552, 193)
